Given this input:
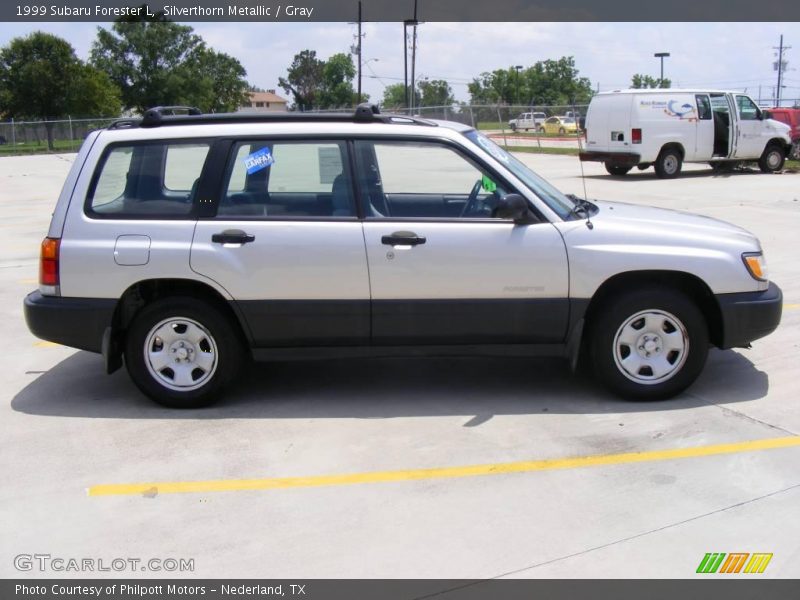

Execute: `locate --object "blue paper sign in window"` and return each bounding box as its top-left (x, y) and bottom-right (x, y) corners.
top-left (243, 147), bottom-right (275, 174)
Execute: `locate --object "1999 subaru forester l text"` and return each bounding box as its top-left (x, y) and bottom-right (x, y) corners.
top-left (24, 104), bottom-right (782, 407)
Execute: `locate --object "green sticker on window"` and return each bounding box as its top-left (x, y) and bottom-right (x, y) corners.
top-left (482, 175), bottom-right (497, 192)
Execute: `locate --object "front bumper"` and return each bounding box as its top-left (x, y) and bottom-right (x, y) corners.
top-left (24, 291), bottom-right (116, 354)
top-left (715, 282), bottom-right (783, 349)
top-left (579, 151), bottom-right (641, 167)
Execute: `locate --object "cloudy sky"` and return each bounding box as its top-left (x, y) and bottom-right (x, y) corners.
top-left (0, 21), bottom-right (797, 105)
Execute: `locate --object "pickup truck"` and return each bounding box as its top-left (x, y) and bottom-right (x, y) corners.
top-left (508, 112), bottom-right (546, 132)
top-left (764, 108), bottom-right (800, 159)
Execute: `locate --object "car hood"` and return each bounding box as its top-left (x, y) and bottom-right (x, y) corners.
top-left (585, 199), bottom-right (760, 249)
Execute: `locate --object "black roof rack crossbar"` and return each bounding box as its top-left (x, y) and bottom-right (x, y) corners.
top-left (107, 103), bottom-right (438, 130)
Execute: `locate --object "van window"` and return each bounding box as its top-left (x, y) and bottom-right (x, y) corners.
top-left (736, 95), bottom-right (759, 121)
top-left (695, 95), bottom-right (712, 120)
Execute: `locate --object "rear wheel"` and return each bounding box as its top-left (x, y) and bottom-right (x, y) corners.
top-left (124, 297), bottom-right (244, 408)
top-left (589, 287), bottom-right (708, 400)
top-left (758, 143), bottom-right (785, 173)
top-left (605, 163), bottom-right (632, 176)
top-left (654, 147), bottom-right (682, 178)
top-left (558, 127), bottom-right (566, 135)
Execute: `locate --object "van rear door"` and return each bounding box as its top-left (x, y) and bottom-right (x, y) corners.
top-left (586, 94), bottom-right (632, 153)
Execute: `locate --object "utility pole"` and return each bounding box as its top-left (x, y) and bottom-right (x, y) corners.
top-left (773, 35), bottom-right (791, 107)
top-left (410, 0), bottom-right (419, 113)
top-left (357, 1), bottom-right (362, 104)
top-left (403, 22), bottom-right (409, 109)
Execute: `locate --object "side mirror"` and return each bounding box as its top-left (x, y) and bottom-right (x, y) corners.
top-left (495, 194), bottom-right (536, 223)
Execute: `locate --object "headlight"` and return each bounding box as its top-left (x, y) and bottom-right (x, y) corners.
top-left (742, 252), bottom-right (768, 281)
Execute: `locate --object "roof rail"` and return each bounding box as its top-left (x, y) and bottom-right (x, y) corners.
top-left (107, 103), bottom-right (438, 130)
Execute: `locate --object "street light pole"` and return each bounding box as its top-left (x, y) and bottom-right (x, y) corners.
top-left (654, 52), bottom-right (670, 85)
top-left (514, 65), bottom-right (523, 106)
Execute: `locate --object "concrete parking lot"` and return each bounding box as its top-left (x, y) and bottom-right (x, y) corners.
top-left (1, 152), bottom-right (799, 579)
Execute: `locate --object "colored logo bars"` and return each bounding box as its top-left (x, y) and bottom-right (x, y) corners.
top-left (696, 553), bottom-right (773, 574)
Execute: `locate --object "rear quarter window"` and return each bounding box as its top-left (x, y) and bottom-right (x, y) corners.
top-left (87, 141), bottom-right (210, 218)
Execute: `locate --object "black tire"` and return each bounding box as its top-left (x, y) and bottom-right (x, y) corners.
top-left (558, 127), bottom-right (566, 135)
top-left (654, 147), bottom-right (682, 178)
top-left (709, 161), bottom-right (730, 172)
top-left (758, 143), bottom-right (785, 173)
top-left (588, 287), bottom-right (708, 400)
top-left (509, 123), bottom-right (517, 132)
top-left (537, 126), bottom-right (545, 133)
top-left (124, 297), bottom-right (245, 408)
top-left (605, 163), bottom-right (632, 176)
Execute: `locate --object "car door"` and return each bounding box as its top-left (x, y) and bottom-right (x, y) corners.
top-left (353, 138), bottom-right (569, 345)
top-left (544, 117), bottom-right (558, 135)
top-left (694, 94), bottom-right (714, 159)
top-left (733, 94), bottom-right (766, 159)
top-left (190, 138), bottom-right (370, 347)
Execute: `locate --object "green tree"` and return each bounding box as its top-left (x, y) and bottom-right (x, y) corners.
top-left (91, 13), bottom-right (248, 113)
top-left (631, 74), bottom-right (671, 89)
top-left (278, 49), bottom-right (324, 110)
top-left (381, 82), bottom-right (419, 110)
top-left (469, 57), bottom-right (593, 107)
top-left (418, 79), bottom-right (455, 107)
top-left (319, 52), bottom-right (356, 108)
top-left (0, 31), bottom-right (121, 150)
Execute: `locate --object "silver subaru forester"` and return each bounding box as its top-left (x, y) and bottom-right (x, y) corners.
top-left (24, 104), bottom-right (782, 407)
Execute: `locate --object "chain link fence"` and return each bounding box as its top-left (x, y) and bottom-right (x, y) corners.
top-left (0, 117), bottom-right (118, 156)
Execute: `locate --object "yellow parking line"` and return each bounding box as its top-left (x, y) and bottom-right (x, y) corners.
top-left (88, 435), bottom-right (800, 497)
top-left (785, 303), bottom-right (800, 310)
top-left (19, 278), bottom-right (38, 285)
top-left (34, 341), bottom-right (61, 348)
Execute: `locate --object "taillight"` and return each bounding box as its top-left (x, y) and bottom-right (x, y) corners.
top-left (632, 128), bottom-right (642, 144)
top-left (39, 237), bottom-right (60, 288)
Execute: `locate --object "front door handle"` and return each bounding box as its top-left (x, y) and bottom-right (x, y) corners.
top-left (381, 231), bottom-right (426, 246)
top-left (211, 229), bottom-right (255, 244)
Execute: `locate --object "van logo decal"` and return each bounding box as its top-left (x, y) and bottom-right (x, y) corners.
top-left (665, 100), bottom-right (697, 121)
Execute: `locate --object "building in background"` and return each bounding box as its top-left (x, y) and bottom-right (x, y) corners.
top-left (238, 90), bottom-right (289, 113)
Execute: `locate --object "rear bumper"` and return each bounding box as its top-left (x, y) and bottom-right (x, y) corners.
top-left (24, 291), bottom-right (116, 354)
top-left (715, 282), bottom-right (783, 349)
top-left (579, 151), bottom-right (641, 167)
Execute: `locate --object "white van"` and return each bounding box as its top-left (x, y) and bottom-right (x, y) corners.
top-left (580, 89), bottom-right (793, 178)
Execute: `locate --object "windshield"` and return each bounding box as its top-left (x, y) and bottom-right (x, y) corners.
top-left (464, 130), bottom-right (574, 219)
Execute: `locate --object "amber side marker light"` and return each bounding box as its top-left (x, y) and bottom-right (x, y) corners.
top-left (39, 237), bottom-right (60, 287)
top-left (742, 253), bottom-right (767, 281)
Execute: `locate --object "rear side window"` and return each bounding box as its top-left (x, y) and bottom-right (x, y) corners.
top-left (217, 140), bottom-right (354, 218)
top-left (695, 95), bottom-right (712, 120)
top-left (87, 142), bottom-right (210, 217)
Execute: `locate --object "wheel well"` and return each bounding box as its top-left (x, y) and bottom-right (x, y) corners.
top-left (111, 279), bottom-right (251, 346)
top-left (659, 143), bottom-right (685, 160)
top-left (766, 138), bottom-right (790, 153)
top-left (583, 271), bottom-right (723, 347)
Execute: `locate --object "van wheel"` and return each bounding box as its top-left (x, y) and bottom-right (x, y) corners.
top-left (124, 297), bottom-right (244, 408)
top-left (758, 143), bottom-right (785, 173)
top-left (605, 163), bottom-right (632, 176)
top-left (589, 287), bottom-right (708, 400)
top-left (654, 148), bottom-right (682, 178)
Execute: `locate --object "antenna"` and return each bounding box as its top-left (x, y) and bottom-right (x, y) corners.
top-left (572, 99), bottom-right (593, 230)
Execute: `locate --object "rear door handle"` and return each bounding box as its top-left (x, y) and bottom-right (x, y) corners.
top-left (211, 229), bottom-right (255, 244)
top-left (381, 231), bottom-right (426, 246)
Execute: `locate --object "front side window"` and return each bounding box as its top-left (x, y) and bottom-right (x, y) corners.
top-left (353, 140), bottom-right (511, 219)
top-left (88, 142), bottom-right (209, 217)
top-left (217, 140), bottom-right (354, 218)
top-left (736, 95), bottom-right (759, 121)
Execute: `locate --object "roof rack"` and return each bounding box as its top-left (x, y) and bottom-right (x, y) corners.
top-left (107, 103), bottom-right (438, 130)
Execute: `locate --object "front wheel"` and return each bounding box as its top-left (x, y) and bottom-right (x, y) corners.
top-left (125, 297), bottom-right (245, 408)
top-left (758, 143), bottom-right (785, 173)
top-left (589, 287), bottom-right (708, 400)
